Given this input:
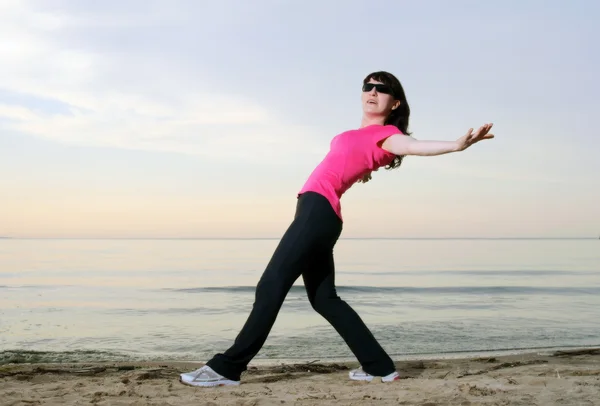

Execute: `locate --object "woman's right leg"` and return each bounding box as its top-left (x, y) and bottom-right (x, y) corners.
top-left (202, 193), bottom-right (329, 382)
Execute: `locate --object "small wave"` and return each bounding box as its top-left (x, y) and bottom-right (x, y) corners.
top-left (339, 270), bottom-right (593, 276)
top-left (104, 305), bottom-right (253, 316)
top-left (0, 349), bottom-right (132, 365)
top-left (0, 284), bottom-right (67, 289)
top-left (164, 285), bottom-right (600, 295)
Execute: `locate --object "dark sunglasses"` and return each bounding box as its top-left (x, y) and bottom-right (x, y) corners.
top-left (362, 82), bottom-right (394, 96)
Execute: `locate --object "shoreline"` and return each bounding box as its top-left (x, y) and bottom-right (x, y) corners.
top-left (2, 348), bottom-right (599, 405)
top-left (3, 344), bottom-right (600, 366)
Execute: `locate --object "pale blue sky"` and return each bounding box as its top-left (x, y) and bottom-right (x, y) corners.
top-left (1, 0), bottom-right (598, 238)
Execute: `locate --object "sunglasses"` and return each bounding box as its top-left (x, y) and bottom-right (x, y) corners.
top-left (362, 82), bottom-right (394, 96)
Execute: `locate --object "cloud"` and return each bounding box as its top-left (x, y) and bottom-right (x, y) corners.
top-left (0, 1), bottom-right (327, 163)
top-left (0, 104), bottom-right (40, 121)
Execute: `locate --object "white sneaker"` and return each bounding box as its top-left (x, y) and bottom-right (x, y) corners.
top-left (349, 367), bottom-right (400, 382)
top-left (179, 365), bottom-right (240, 387)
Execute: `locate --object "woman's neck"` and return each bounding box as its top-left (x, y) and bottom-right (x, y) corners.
top-left (360, 115), bottom-right (386, 128)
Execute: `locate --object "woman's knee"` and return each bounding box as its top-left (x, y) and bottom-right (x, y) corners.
top-left (311, 291), bottom-right (342, 314)
top-left (255, 275), bottom-right (289, 305)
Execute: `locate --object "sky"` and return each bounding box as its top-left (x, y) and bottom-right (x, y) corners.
top-left (0, 0), bottom-right (598, 238)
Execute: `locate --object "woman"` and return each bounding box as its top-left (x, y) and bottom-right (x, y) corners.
top-left (180, 71), bottom-right (494, 387)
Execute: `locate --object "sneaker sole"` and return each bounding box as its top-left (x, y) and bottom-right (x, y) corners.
top-left (349, 373), bottom-right (401, 383)
top-left (349, 376), bottom-right (374, 382)
top-left (348, 371), bottom-right (374, 382)
top-left (179, 375), bottom-right (240, 387)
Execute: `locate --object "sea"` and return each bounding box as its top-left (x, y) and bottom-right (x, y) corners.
top-left (1, 238), bottom-right (599, 365)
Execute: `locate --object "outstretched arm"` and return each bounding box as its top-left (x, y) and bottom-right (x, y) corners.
top-left (381, 123), bottom-right (494, 156)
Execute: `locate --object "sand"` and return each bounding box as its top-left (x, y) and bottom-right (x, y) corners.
top-left (1, 348), bottom-right (599, 405)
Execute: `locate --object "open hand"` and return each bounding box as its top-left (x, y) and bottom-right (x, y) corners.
top-left (456, 123), bottom-right (495, 151)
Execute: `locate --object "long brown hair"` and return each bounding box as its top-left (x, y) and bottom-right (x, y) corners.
top-left (363, 71), bottom-right (411, 170)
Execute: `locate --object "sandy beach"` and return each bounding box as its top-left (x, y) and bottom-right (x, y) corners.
top-left (1, 349), bottom-right (599, 405)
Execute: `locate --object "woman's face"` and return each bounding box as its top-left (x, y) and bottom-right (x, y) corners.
top-left (361, 78), bottom-right (399, 118)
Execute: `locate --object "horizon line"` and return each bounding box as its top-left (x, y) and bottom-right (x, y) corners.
top-left (0, 236), bottom-right (597, 240)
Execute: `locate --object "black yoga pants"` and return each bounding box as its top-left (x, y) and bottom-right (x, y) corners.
top-left (205, 191), bottom-right (395, 380)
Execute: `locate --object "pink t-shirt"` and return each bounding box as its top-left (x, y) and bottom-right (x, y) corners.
top-left (298, 124), bottom-right (401, 221)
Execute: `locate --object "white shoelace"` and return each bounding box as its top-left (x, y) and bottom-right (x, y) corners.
top-left (190, 366), bottom-right (223, 382)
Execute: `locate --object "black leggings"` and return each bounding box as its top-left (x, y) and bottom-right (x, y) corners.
top-left (205, 191), bottom-right (395, 380)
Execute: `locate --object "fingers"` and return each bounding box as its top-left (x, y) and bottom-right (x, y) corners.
top-left (462, 124), bottom-right (494, 150)
top-left (473, 134), bottom-right (494, 143)
top-left (474, 133), bottom-right (495, 144)
top-left (474, 123), bottom-right (494, 139)
top-left (477, 123), bottom-right (491, 134)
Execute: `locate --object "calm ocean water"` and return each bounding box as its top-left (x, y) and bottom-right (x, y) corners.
top-left (1, 238), bottom-right (599, 365)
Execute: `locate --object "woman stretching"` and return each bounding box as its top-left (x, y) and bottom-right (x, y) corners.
top-left (180, 71), bottom-right (495, 386)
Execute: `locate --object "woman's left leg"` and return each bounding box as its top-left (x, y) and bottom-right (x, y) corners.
top-left (302, 249), bottom-right (396, 377)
